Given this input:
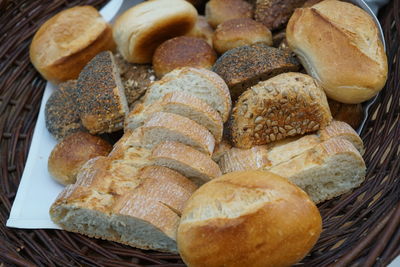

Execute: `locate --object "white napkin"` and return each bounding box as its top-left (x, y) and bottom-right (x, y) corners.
top-left (6, 0), bottom-right (391, 229)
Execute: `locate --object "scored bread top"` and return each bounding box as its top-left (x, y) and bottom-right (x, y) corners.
top-left (231, 72), bottom-right (332, 148)
top-left (143, 67), bottom-right (231, 122)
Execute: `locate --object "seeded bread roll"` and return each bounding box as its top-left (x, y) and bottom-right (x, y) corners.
top-left (30, 6), bottom-right (115, 84)
top-left (185, 16), bottom-right (214, 46)
top-left (212, 18), bottom-right (273, 54)
top-left (48, 132), bottom-right (112, 185)
top-left (328, 99), bottom-right (363, 130)
top-left (76, 51), bottom-right (129, 134)
top-left (45, 80), bottom-right (85, 140)
top-left (255, 0), bottom-right (307, 31)
top-left (177, 170), bottom-right (322, 267)
top-left (153, 36), bottom-right (217, 78)
top-left (205, 0), bottom-right (253, 28)
top-left (212, 43), bottom-right (300, 100)
top-left (286, 0), bottom-right (388, 104)
top-left (113, 0), bottom-right (197, 63)
top-left (231, 72), bottom-right (332, 148)
top-left (143, 67), bottom-right (231, 122)
top-left (126, 92), bottom-right (223, 143)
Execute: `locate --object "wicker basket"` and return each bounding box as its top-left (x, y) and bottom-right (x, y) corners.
top-left (0, 0), bottom-right (399, 266)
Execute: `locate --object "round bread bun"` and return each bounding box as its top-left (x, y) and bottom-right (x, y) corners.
top-left (48, 132), bottom-right (112, 185)
top-left (286, 0), bottom-right (388, 104)
top-left (177, 170), bottom-right (322, 267)
top-left (153, 36), bottom-right (217, 78)
top-left (213, 18), bottom-right (273, 54)
top-left (30, 6), bottom-right (115, 84)
top-left (113, 0), bottom-right (198, 64)
top-left (186, 16), bottom-right (214, 46)
top-left (205, 0), bottom-right (253, 28)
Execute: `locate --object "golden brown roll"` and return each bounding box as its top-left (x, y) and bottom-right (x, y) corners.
top-left (205, 0), bottom-right (253, 28)
top-left (153, 36), bottom-right (217, 78)
top-left (113, 0), bottom-right (198, 63)
top-left (30, 6), bottom-right (115, 84)
top-left (185, 16), bottom-right (214, 46)
top-left (286, 0), bottom-right (388, 104)
top-left (213, 18), bottom-right (272, 54)
top-left (177, 170), bottom-right (322, 267)
top-left (328, 99), bottom-right (363, 130)
top-left (48, 132), bottom-right (112, 185)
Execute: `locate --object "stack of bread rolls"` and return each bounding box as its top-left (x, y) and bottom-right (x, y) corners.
top-left (26, 0), bottom-right (389, 266)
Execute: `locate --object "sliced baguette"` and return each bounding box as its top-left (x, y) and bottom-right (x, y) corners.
top-left (212, 139), bottom-right (232, 162)
top-left (219, 120), bottom-right (364, 174)
top-left (152, 141), bottom-right (222, 185)
top-left (142, 112), bottom-right (215, 155)
top-left (143, 67), bottom-right (231, 122)
top-left (126, 91), bottom-right (223, 142)
top-left (267, 138), bottom-right (366, 203)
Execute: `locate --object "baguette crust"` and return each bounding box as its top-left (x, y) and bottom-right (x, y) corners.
top-left (231, 72), bottom-right (332, 148)
top-left (143, 112), bottom-right (215, 155)
top-left (286, 0), bottom-right (387, 104)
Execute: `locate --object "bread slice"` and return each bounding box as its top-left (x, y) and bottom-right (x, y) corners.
top-left (219, 120), bottom-right (364, 173)
top-left (231, 72), bottom-right (332, 148)
top-left (142, 112), bottom-right (215, 155)
top-left (266, 138), bottom-right (366, 203)
top-left (212, 139), bottom-right (232, 162)
top-left (50, 166), bottom-right (197, 253)
top-left (76, 51), bottom-right (129, 134)
top-left (126, 91), bottom-right (223, 143)
top-left (152, 141), bottom-right (222, 185)
top-left (143, 67), bottom-right (231, 122)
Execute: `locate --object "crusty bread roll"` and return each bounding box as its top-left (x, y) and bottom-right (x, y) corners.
top-left (113, 0), bottom-right (197, 63)
top-left (212, 18), bottom-right (273, 54)
top-left (48, 132), bottom-right (112, 185)
top-left (205, 0), bottom-right (253, 28)
top-left (328, 99), bottom-right (363, 129)
top-left (212, 43), bottom-right (300, 100)
top-left (30, 6), bottom-right (115, 84)
top-left (177, 170), bottom-right (322, 267)
top-left (153, 36), bottom-right (217, 78)
top-left (185, 16), bottom-right (214, 46)
top-left (231, 72), bottom-right (332, 148)
top-left (286, 0), bottom-right (388, 104)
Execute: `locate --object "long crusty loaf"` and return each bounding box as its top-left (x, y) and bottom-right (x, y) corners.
top-left (231, 72), bottom-right (332, 148)
top-left (126, 92), bottom-right (223, 143)
top-left (143, 67), bottom-right (231, 122)
top-left (267, 138), bottom-right (366, 203)
top-left (219, 120), bottom-right (364, 174)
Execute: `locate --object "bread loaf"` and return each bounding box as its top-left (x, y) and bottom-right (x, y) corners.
top-left (231, 72), bottom-right (332, 148)
top-left (212, 18), bottom-right (273, 54)
top-left (48, 132), bottom-right (112, 185)
top-left (177, 170), bottom-right (322, 267)
top-left (153, 36), bottom-right (217, 78)
top-left (286, 0), bottom-right (388, 104)
top-left (113, 0), bottom-right (197, 63)
top-left (76, 51), bottom-right (128, 134)
top-left (30, 6), bottom-right (115, 84)
top-left (205, 0), bottom-right (253, 28)
top-left (185, 16), bottom-right (214, 46)
top-left (267, 138), bottom-right (366, 203)
top-left (126, 92), bottom-right (223, 143)
top-left (143, 67), bottom-right (231, 122)
top-left (219, 120), bottom-right (364, 174)
top-left (212, 44), bottom-right (300, 100)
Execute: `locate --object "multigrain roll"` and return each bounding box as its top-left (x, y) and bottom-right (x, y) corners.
top-left (186, 16), bottom-right (214, 46)
top-left (113, 0), bottom-right (198, 63)
top-left (48, 132), bottom-right (112, 185)
top-left (213, 18), bottom-right (273, 54)
top-left (212, 43), bottom-right (300, 100)
top-left (30, 6), bottom-right (115, 84)
top-left (153, 36), bottom-right (217, 78)
top-left (286, 0), bottom-right (388, 104)
top-left (205, 0), bottom-right (253, 28)
top-left (177, 170), bottom-right (322, 267)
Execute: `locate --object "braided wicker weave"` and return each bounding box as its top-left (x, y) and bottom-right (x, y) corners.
top-left (0, 0), bottom-right (399, 266)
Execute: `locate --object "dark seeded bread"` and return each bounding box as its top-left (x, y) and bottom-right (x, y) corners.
top-left (212, 43), bottom-right (300, 100)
